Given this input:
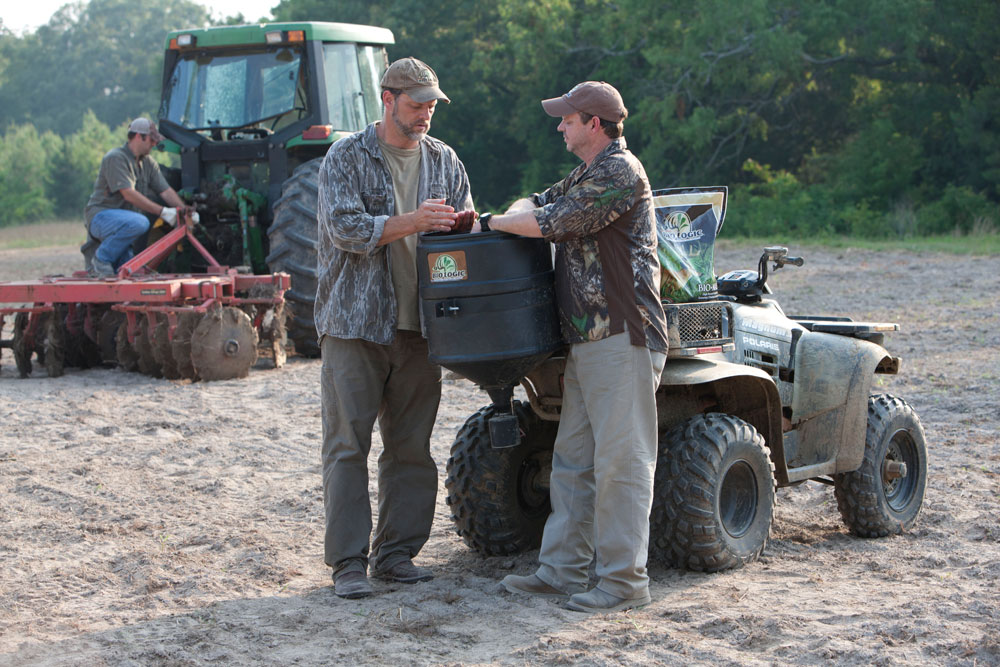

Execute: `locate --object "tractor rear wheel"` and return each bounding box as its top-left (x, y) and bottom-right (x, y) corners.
top-left (650, 413), bottom-right (776, 572)
top-left (834, 394), bottom-right (927, 537)
top-left (267, 158), bottom-right (322, 358)
top-left (445, 401), bottom-right (557, 556)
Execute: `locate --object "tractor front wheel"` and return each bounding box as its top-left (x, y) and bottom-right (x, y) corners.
top-left (834, 394), bottom-right (927, 537)
top-left (651, 413), bottom-right (776, 572)
top-left (445, 401), bottom-right (557, 556)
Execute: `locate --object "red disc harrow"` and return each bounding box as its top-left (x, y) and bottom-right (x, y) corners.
top-left (0, 222), bottom-right (290, 381)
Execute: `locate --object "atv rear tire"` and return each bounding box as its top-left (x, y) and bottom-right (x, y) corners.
top-left (267, 158), bottom-right (322, 358)
top-left (834, 394), bottom-right (927, 537)
top-left (445, 401), bottom-right (557, 556)
top-left (651, 413), bottom-right (776, 572)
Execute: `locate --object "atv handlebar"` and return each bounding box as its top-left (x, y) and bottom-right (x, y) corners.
top-left (757, 246), bottom-right (804, 291)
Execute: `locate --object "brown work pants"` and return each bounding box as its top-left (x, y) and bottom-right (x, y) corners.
top-left (320, 332), bottom-right (441, 576)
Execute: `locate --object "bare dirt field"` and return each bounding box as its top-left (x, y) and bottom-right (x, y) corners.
top-left (1, 233), bottom-right (998, 666)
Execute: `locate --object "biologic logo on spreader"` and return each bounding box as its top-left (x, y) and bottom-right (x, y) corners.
top-left (428, 251), bottom-right (469, 282)
top-left (665, 210), bottom-right (704, 241)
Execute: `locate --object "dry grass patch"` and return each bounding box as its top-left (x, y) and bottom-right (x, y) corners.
top-left (0, 221), bottom-right (85, 250)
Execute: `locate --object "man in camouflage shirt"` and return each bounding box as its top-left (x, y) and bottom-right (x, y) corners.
top-left (315, 57), bottom-right (473, 599)
top-left (484, 82), bottom-right (668, 613)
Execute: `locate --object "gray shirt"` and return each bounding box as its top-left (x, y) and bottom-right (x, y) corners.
top-left (84, 143), bottom-right (169, 227)
top-left (379, 138), bottom-right (423, 332)
top-left (315, 122), bottom-right (474, 344)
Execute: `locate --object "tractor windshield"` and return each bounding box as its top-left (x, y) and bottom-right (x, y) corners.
top-left (161, 47), bottom-right (305, 131)
top-left (323, 43), bottom-right (386, 130)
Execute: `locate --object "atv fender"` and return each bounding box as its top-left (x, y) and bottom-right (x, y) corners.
top-left (791, 332), bottom-right (893, 475)
top-left (659, 358), bottom-right (787, 485)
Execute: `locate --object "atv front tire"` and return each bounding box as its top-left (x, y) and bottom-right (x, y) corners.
top-left (267, 158), bottom-right (322, 358)
top-left (651, 413), bottom-right (776, 572)
top-left (445, 401), bottom-right (557, 556)
top-left (834, 394), bottom-right (927, 537)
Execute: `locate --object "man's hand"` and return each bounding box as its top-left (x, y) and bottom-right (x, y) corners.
top-left (160, 207), bottom-right (179, 227)
top-left (409, 198), bottom-right (457, 233)
top-left (378, 198), bottom-right (460, 245)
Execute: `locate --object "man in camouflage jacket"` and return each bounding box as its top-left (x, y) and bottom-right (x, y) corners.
top-left (484, 82), bottom-right (668, 613)
top-left (315, 57), bottom-right (473, 599)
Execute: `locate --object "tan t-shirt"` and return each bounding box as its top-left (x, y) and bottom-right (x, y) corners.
top-left (378, 138), bottom-right (422, 331)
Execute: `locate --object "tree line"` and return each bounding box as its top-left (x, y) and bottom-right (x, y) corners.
top-left (1, 0), bottom-right (996, 238)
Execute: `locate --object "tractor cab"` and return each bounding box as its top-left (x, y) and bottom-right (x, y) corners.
top-left (152, 23), bottom-right (393, 354)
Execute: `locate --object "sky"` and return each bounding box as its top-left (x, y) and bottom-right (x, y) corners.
top-left (1, 0), bottom-right (278, 34)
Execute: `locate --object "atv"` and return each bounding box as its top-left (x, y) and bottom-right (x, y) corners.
top-left (422, 187), bottom-right (927, 572)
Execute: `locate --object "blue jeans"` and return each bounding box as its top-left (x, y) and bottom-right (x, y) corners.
top-left (89, 209), bottom-right (150, 269)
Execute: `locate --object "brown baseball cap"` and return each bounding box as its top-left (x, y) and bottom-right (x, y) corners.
top-left (541, 81), bottom-right (628, 123)
top-left (380, 57), bottom-right (450, 104)
top-left (128, 117), bottom-right (162, 143)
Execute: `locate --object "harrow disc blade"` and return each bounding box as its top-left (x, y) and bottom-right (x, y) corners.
top-left (12, 312), bottom-right (33, 378)
top-left (190, 306), bottom-right (258, 381)
top-left (115, 321), bottom-right (140, 372)
top-left (98, 310), bottom-right (124, 366)
top-left (134, 316), bottom-right (163, 378)
top-left (170, 312), bottom-right (200, 380)
top-left (62, 304), bottom-right (101, 369)
top-left (265, 303), bottom-right (287, 368)
top-left (152, 318), bottom-right (181, 380)
top-left (40, 311), bottom-right (65, 378)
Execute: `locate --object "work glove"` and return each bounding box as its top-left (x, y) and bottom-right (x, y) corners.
top-left (160, 207), bottom-right (179, 227)
top-left (191, 211), bottom-right (200, 224)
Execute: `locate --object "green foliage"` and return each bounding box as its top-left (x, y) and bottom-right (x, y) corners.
top-left (0, 0), bottom-right (997, 234)
top-left (914, 186), bottom-right (996, 236)
top-left (0, 0), bottom-right (214, 134)
top-left (0, 111), bottom-right (129, 225)
top-left (0, 124), bottom-right (61, 225)
top-left (51, 111), bottom-right (119, 218)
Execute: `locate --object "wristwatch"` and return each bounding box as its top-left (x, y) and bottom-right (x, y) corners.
top-left (479, 212), bottom-right (492, 232)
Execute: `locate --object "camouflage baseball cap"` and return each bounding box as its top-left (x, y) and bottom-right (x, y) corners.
top-left (380, 57), bottom-right (450, 104)
top-left (541, 81), bottom-right (628, 123)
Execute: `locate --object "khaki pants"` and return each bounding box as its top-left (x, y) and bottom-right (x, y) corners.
top-left (320, 332), bottom-right (441, 576)
top-left (536, 332), bottom-right (666, 599)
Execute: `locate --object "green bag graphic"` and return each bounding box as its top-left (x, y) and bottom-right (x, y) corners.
top-left (652, 186), bottom-right (728, 303)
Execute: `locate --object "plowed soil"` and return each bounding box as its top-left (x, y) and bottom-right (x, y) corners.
top-left (1, 235), bottom-right (998, 666)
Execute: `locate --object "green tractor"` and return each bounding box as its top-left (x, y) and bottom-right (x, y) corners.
top-left (155, 21), bottom-right (394, 356)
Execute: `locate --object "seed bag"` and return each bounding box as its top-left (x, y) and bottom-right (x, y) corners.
top-left (652, 186), bottom-right (728, 303)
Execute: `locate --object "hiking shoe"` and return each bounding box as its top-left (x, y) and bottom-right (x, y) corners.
top-left (501, 574), bottom-right (585, 599)
top-left (566, 587), bottom-right (651, 613)
top-left (91, 258), bottom-right (115, 277)
top-left (373, 560), bottom-right (434, 583)
top-left (334, 570), bottom-right (373, 599)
